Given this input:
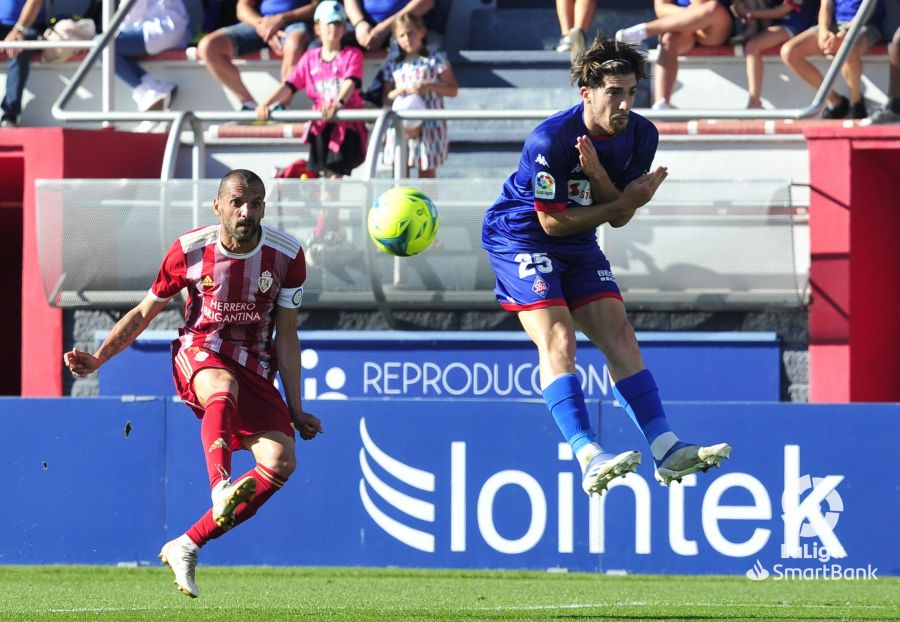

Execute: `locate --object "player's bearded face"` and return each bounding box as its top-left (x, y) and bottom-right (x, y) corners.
top-left (584, 74), bottom-right (637, 136)
top-left (216, 181), bottom-right (266, 248)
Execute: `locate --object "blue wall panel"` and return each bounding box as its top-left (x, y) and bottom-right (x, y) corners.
top-left (98, 330), bottom-right (782, 401)
top-left (2, 397), bottom-right (167, 564)
top-left (3, 398), bottom-right (898, 576)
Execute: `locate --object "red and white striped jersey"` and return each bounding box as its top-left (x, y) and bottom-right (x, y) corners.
top-left (150, 224), bottom-right (306, 379)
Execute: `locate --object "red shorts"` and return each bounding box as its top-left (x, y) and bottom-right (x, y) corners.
top-left (172, 346), bottom-right (294, 450)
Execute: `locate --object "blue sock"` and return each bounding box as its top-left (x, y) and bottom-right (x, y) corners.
top-left (542, 374), bottom-right (597, 456)
top-left (612, 369), bottom-right (679, 462)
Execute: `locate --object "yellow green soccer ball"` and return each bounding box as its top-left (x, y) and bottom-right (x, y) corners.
top-left (367, 187), bottom-right (439, 257)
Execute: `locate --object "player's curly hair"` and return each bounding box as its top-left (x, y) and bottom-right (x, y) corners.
top-left (570, 35), bottom-right (649, 89)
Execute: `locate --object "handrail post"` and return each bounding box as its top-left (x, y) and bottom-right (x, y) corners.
top-left (361, 109), bottom-right (397, 328)
top-left (101, 0), bottom-right (115, 125)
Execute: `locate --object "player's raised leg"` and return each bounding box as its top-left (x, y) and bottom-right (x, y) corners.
top-left (192, 366), bottom-right (259, 527)
top-left (574, 297), bottom-right (730, 485)
top-left (519, 305), bottom-right (641, 496)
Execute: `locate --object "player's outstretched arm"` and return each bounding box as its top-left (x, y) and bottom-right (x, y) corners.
top-left (63, 293), bottom-right (168, 377)
top-left (274, 306), bottom-right (323, 440)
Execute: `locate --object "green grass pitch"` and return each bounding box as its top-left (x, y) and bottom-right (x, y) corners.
top-left (0, 566), bottom-right (897, 621)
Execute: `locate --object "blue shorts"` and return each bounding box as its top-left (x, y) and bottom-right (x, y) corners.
top-left (486, 246), bottom-right (622, 312)
top-left (222, 20), bottom-right (312, 57)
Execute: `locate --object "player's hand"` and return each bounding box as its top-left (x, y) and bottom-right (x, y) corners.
top-left (63, 348), bottom-right (101, 377)
top-left (575, 135), bottom-right (609, 183)
top-left (623, 165), bottom-right (668, 208)
top-left (292, 410), bottom-right (323, 440)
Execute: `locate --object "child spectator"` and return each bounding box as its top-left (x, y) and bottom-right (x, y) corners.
top-left (780, 0), bottom-right (884, 118)
top-left (111, 0), bottom-right (190, 112)
top-left (256, 0), bottom-right (368, 178)
top-left (616, 0), bottom-right (735, 110)
top-left (733, 0), bottom-right (818, 108)
top-left (380, 11), bottom-right (457, 178)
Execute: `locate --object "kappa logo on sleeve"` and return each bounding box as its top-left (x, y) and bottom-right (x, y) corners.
top-left (535, 154), bottom-right (548, 167)
top-left (534, 172), bottom-right (556, 200)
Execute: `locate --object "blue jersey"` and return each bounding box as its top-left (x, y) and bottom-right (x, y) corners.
top-left (482, 103), bottom-right (659, 253)
top-left (835, 0), bottom-right (883, 26)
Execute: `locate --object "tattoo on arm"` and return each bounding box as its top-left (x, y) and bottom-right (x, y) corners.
top-left (100, 317), bottom-right (143, 361)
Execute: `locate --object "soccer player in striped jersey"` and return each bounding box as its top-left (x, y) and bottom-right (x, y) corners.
top-left (64, 169), bottom-right (322, 598)
top-left (482, 36), bottom-right (730, 497)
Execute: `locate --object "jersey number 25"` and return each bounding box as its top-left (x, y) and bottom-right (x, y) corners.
top-left (515, 252), bottom-right (553, 278)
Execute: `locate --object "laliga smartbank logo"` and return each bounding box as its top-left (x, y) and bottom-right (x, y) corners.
top-left (743, 474), bottom-right (878, 581)
top-left (359, 421), bottom-right (867, 564)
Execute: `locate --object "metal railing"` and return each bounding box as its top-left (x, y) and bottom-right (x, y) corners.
top-left (0, 0), bottom-right (878, 180)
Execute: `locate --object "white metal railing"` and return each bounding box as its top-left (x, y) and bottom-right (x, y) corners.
top-left (6, 0), bottom-right (878, 181)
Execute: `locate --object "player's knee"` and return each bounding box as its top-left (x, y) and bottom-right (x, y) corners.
top-left (260, 452), bottom-right (296, 480)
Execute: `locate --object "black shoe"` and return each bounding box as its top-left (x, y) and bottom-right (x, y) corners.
top-left (849, 100), bottom-right (868, 119)
top-left (0, 114), bottom-right (19, 127)
top-left (822, 96), bottom-right (849, 119)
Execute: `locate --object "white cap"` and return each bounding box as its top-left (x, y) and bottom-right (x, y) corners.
top-left (314, 1), bottom-right (346, 24)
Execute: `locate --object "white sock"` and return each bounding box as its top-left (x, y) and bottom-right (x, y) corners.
top-left (626, 24), bottom-right (648, 41)
top-left (651, 431), bottom-right (680, 462)
top-left (242, 100), bottom-right (256, 109)
top-left (176, 534), bottom-right (198, 551)
top-left (576, 442), bottom-right (603, 471)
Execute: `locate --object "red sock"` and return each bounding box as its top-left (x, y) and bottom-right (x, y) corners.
top-left (186, 464), bottom-right (287, 547)
top-left (200, 392), bottom-right (236, 488)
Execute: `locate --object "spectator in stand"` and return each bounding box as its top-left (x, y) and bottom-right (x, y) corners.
top-left (733, 0), bottom-right (818, 109)
top-left (864, 24), bottom-right (899, 124)
top-left (109, 0), bottom-right (191, 112)
top-left (616, 0), bottom-right (735, 110)
top-left (198, 0), bottom-right (318, 111)
top-left (380, 11), bottom-right (457, 178)
top-left (554, 0), bottom-right (596, 63)
top-left (780, 0), bottom-right (884, 119)
top-left (257, 1), bottom-right (367, 249)
top-left (256, 1), bottom-right (367, 177)
top-left (343, 0), bottom-right (434, 51)
top-left (0, 0), bottom-right (45, 127)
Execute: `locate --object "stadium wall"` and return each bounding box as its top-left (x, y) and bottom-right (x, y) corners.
top-left (3, 397), bottom-right (898, 577)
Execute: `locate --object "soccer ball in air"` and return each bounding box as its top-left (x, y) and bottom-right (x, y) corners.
top-left (367, 187), bottom-right (439, 257)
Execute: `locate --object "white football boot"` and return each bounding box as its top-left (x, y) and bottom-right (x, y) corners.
top-left (211, 477), bottom-right (257, 528)
top-left (159, 536), bottom-right (199, 598)
top-left (654, 442), bottom-right (732, 485)
top-left (581, 450), bottom-right (642, 496)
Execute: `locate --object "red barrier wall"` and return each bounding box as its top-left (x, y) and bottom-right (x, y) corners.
top-left (804, 126), bottom-right (900, 402)
top-left (0, 128), bottom-right (166, 396)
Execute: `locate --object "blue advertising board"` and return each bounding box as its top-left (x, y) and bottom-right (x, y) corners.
top-left (3, 397), bottom-right (898, 577)
top-left (97, 330), bottom-right (781, 401)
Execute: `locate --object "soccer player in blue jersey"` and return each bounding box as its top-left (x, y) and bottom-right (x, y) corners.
top-left (482, 36), bottom-right (731, 496)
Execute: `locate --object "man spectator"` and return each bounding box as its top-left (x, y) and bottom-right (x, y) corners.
top-left (1, 0), bottom-right (45, 127)
top-left (343, 0), bottom-right (434, 51)
top-left (864, 24), bottom-right (899, 124)
top-left (197, 0), bottom-right (319, 111)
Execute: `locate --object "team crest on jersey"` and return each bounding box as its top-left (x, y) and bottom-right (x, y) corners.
top-left (534, 172), bottom-right (555, 200)
top-left (532, 276), bottom-right (549, 297)
top-left (194, 351), bottom-right (209, 362)
top-left (258, 270), bottom-right (273, 293)
top-left (201, 275), bottom-right (215, 289)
